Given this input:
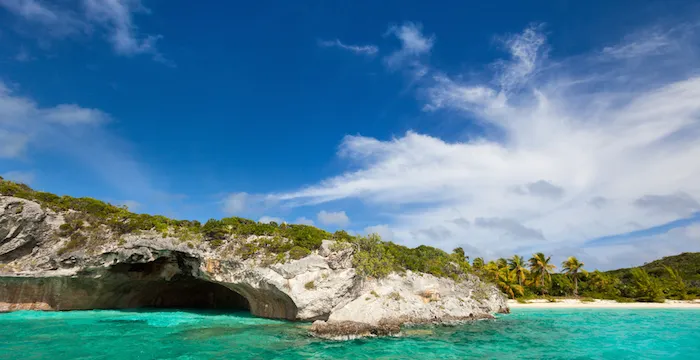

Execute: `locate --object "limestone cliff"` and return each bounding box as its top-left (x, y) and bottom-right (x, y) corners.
top-left (0, 195), bottom-right (507, 338)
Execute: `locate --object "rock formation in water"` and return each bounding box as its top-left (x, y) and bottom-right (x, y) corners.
top-left (0, 194), bottom-right (507, 339)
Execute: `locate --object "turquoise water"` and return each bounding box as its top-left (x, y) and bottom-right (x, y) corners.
top-left (1, 308), bottom-right (699, 359)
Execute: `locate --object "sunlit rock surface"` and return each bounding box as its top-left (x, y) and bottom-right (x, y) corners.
top-left (0, 195), bottom-right (507, 337)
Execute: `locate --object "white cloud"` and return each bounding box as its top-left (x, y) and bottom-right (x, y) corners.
top-left (0, 129), bottom-right (29, 158)
top-left (0, 81), bottom-right (108, 159)
top-left (272, 23), bottom-right (700, 262)
top-left (41, 104), bottom-right (110, 125)
top-left (633, 192), bottom-right (700, 217)
top-left (318, 39), bottom-right (378, 56)
top-left (384, 22), bottom-right (433, 74)
top-left (222, 192), bottom-right (248, 215)
top-left (513, 180), bottom-right (565, 199)
top-left (0, 0), bottom-right (87, 37)
top-left (294, 217), bottom-right (314, 226)
top-left (317, 210), bottom-right (350, 227)
top-left (474, 217), bottom-right (545, 240)
top-left (494, 24), bottom-right (547, 90)
top-left (573, 223), bottom-right (700, 270)
top-left (364, 224), bottom-right (394, 241)
top-left (83, 0), bottom-right (168, 62)
top-left (258, 215), bottom-right (284, 224)
top-left (1, 170), bottom-right (35, 184)
top-left (601, 28), bottom-right (673, 60)
top-left (0, 79), bottom-right (170, 207)
top-left (0, 0), bottom-right (168, 62)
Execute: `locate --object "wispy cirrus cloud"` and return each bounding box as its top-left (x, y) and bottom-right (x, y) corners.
top-left (270, 22), bottom-right (700, 267)
top-left (601, 27), bottom-right (676, 59)
top-left (318, 39), bottom-right (378, 56)
top-left (0, 0), bottom-right (170, 63)
top-left (383, 21), bottom-right (433, 78)
top-left (0, 0), bottom-right (87, 37)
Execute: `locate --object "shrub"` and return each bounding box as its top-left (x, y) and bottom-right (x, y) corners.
top-left (236, 243), bottom-right (259, 260)
top-left (630, 268), bottom-right (665, 302)
top-left (388, 292), bottom-right (403, 301)
top-left (285, 225), bottom-right (328, 250)
top-left (332, 230), bottom-right (354, 242)
top-left (305, 281), bottom-right (316, 290)
top-left (274, 252), bottom-right (287, 264)
top-left (57, 215), bottom-right (85, 237)
top-left (352, 234), bottom-right (396, 279)
top-left (210, 239), bottom-right (224, 248)
top-left (289, 246), bottom-right (311, 260)
top-left (258, 236), bottom-right (293, 254)
top-left (57, 233), bottom-right (88, 255)
top-left (202, 219), bottom-right (228, 240)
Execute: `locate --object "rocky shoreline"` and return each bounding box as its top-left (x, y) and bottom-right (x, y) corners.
top-left (309, 313), bottom-right (499, 340)
top-left (0, 195), bottom-right (508, 338)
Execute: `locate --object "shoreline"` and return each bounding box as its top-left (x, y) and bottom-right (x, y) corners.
top-left (508, 299), bottom-right (700, 309)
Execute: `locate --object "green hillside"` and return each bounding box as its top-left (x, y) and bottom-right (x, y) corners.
top-left (606, 252), bottom-right (700, 288)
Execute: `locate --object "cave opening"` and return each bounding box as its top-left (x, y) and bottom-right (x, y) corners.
top-left (104, 259), bottom-right (251, 312)
top-left (130, 277), bottom-right (252, 311)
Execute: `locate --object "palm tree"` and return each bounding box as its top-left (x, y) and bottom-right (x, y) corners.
top-left (496, 258), bottom-right (508, 270)
top-left (508, 255), bottom-right (528, 286)
top-left (484, 261), bottom-right (500, 281)
top-left (561, 256), bottom-right (585, 296)
top-left (497, 268), bottom-right (525, 299)
top-left (529, 252), bottom-right (556, 294)
top-left (664, 266), bottom-right (687, 299)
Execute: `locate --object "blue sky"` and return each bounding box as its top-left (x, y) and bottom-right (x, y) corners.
top-left (1, 0), bottom-right (700, 270)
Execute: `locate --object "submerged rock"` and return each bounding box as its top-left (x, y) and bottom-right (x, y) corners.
top-left (0, 195), bottom-right (508, 338)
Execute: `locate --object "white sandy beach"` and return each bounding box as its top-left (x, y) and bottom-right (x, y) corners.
top-left (508, 299), bottom-right (700, 309)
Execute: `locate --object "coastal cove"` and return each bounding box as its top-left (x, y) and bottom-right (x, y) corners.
top-left (2, 308), bottom-right (699, 359)
top-left (2, 2), bottom-right (700, 358)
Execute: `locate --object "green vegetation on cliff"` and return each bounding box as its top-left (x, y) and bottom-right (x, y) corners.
top-left (3, 177), bottom-right (696, 293)
top-left (0, 178), bottom-right (469, 280)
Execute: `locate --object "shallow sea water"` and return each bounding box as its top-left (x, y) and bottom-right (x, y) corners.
top-left (1, 308), bottom-right (699, 359)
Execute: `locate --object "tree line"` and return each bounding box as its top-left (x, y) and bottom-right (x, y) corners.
top-left (471, 252), bottom-right (696, 302)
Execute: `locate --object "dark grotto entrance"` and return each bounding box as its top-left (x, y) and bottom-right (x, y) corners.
top-left (102, 259), bottom-right (251, 311)
top-left (127, 277), bottom-right (251, 311)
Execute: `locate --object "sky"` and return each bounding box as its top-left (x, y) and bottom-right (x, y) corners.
top-left (1, 0), bottom-right (700, 271)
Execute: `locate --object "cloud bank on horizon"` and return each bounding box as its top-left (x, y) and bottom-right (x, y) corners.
top-left (271, 22), bottom-right (700, 268)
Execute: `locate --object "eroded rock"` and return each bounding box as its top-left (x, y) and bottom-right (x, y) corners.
top-left (0, 195), bottom-right (508, 338)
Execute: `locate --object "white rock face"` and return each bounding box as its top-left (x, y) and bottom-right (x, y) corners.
top-left (326, 272), bottom-right (506, 325)
top-left (0, 195), bottom-right (507, 336)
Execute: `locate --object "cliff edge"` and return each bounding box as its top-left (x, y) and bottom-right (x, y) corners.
top-left (0, 194), bottom-right (507, 339)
